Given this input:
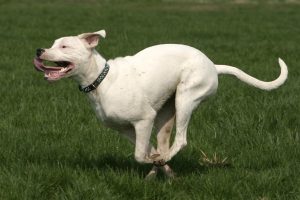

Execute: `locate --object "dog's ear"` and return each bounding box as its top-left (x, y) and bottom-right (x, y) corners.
top-left (78, 30), bottom-right (106, 48)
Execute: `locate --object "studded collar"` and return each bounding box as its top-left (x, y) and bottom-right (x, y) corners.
top-left (78, 63), bottom-right (110, 93)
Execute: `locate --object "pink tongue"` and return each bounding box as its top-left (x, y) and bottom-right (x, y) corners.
top-left (34, 58), bottom-right (62, 72)
top-left (34, 58), bottom-right (44, 71)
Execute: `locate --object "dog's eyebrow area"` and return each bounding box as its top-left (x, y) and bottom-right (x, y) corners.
top-left (52, 37), bottom-right (76, 48)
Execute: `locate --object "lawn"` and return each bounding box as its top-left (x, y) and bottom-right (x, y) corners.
top-left (0, 0), bottom-right (299, 199)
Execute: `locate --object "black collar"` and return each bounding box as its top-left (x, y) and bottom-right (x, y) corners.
top-left (79, 63), bottom-right (110, 93)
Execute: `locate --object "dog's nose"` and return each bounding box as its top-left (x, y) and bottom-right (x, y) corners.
top-left (36, 48), bottom-right (45, 57)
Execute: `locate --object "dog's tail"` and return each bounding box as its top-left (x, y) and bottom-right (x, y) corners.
top-left (215, 58), bottom-right (288, 91)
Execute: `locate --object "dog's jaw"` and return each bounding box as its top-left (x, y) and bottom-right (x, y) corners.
top-left (33, 57), bottom-right (75, 81)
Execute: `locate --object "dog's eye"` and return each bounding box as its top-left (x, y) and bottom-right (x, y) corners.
top-left (62, 45), bottom-right (67, 48)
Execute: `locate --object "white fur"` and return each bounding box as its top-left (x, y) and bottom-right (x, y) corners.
top-left (39, 30), bottom-right (288, 164)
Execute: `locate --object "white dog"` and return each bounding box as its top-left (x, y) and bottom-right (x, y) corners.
top-left (34, 30), bottom-right (288, 178)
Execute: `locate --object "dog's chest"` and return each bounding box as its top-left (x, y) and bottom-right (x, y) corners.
top-left (89, 96), bottom-right (127, 127)
top-left (87, 89), bottom-right (144, 128)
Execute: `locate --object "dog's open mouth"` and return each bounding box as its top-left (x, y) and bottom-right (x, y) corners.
top-left (33, 58), bottom-right (75, 81)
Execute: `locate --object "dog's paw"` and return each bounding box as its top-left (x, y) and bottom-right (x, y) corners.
top-left (153, 159), bottom-right (166, 167)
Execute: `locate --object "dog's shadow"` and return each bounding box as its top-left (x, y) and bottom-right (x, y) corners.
top-left (71, 154), bottom-right (147, 172)
top-left (68, 153), bottom-right (210, 177)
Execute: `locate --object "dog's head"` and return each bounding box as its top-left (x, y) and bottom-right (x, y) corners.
top-left (34, 30), bottom-right (106, 81)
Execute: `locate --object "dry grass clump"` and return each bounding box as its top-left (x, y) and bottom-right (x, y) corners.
top-left (199, 149), bottom-right (231, 168)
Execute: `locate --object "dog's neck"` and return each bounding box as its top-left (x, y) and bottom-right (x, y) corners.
top-left (72, 49), bottom-right (107, 87)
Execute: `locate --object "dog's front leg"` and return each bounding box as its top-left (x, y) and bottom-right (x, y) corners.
top-left (121, 128), bottom-right (158, 156)
top-left (121, 127), bottom-right (174, 179)
top-left (133, 119), bottom-right (154, 164)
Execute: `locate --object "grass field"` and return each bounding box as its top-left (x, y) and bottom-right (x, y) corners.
top-left (0, 0), bottom-right (300, 199)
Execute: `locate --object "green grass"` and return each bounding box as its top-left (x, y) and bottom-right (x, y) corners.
top-left (0, 0), bottom-right (300, 199)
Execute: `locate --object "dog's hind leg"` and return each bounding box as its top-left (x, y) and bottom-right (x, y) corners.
top-left (166, 64), bottom-right (218, 162)
top-left (166, 94), bottom-right (200, 161)
top-left (151, 96), bottom-right (176, 178)
top-left (155, 95), bottom-right (175, 155)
